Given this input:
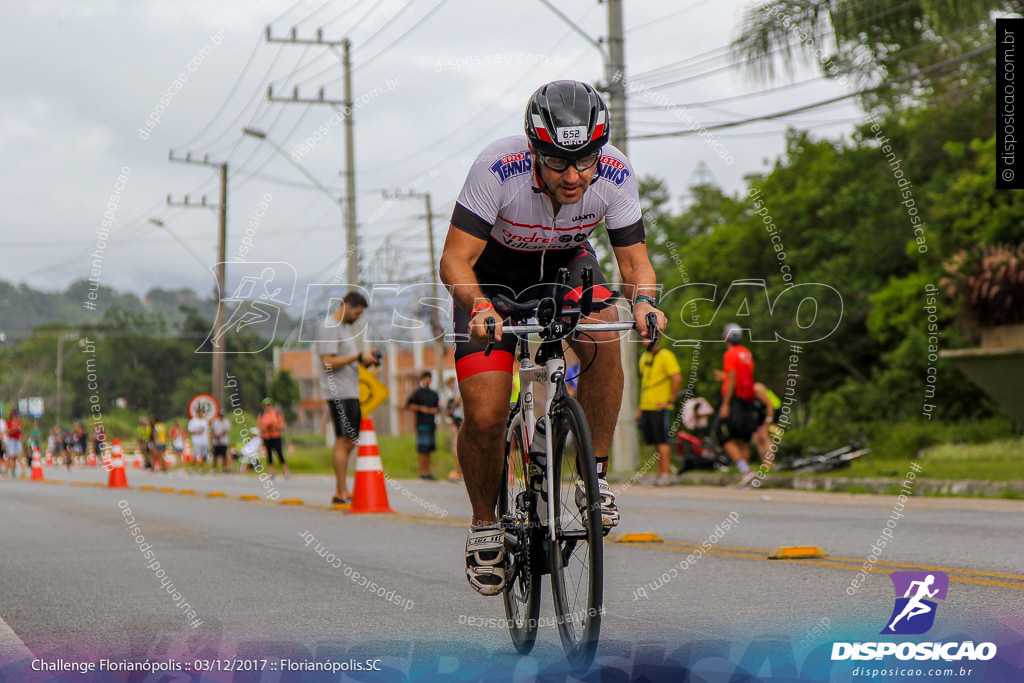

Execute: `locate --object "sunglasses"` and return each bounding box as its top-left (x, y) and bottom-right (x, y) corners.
top-left (537, 152), bottom-right (601, 173)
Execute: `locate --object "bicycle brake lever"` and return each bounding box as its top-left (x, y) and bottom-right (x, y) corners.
top-left (484, 317), bottom-right (496, 357)
top-left (645, 311), bottom-right (659, 352)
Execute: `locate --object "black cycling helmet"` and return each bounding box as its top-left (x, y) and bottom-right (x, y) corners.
top-left (524, 80), bottom-right (609, 159)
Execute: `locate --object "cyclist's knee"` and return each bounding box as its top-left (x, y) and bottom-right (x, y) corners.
top-left (462, 406), bottom-right (507, 441)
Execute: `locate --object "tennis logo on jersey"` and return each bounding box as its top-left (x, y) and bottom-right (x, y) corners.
top-left (490, 151), bottom-right (533, 184)
top-left (598, 155), bottom-right (631, 186)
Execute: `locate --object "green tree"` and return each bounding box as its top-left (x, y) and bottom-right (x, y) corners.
top-left (268, 369), bottom-right (301, 423)
top-left (731, 0), bottom-right (995, 95)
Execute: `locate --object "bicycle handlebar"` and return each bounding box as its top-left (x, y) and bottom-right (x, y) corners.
top-left (479, 266), bottom-right (661, 354)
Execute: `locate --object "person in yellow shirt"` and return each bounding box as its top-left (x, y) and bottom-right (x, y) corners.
top-left (636, 340), bottom-right (682, 486)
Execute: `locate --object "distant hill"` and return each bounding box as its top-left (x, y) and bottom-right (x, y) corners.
top-left (0, 279), bottom-right (220, 340)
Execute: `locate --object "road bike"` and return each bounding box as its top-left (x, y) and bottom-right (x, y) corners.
top-left (482, 267), bottom-right (657, 667)
top-left (777, 438), bottom-right (871, 473)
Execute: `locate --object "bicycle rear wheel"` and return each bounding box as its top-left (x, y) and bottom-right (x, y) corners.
top-left (499, 417), bottom-right (541, 654)
top-left (548, 396), bottom-right (602, 667)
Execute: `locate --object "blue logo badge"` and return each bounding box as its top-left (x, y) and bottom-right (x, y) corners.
top-left (880, 571), bottom-right (949, 635)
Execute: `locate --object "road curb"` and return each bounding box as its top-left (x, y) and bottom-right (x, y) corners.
top-left (606, 472), bottom-right (1024, 498)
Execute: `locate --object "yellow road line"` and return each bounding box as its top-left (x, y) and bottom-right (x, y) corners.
top-left (629, 541), bottom-right (1024, 590)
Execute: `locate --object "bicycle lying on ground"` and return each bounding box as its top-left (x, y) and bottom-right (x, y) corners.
top-left (482, 267), bottom-right (658, 668)
top-left (776, 439), bottom-right (871, 473)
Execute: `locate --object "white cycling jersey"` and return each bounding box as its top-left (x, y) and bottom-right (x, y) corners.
top-left (452, 135), bottom-right (645, 280)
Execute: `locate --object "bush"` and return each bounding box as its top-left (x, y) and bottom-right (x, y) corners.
top-left (776, 417), bottom-right (1016, 461)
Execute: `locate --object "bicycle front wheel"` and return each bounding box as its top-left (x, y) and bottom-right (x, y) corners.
top-left (499, 417), bottom-right (541, 654)
top-left (548, 396), bottom-right (603, 667)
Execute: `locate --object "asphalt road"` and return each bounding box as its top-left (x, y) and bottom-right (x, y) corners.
top-left (1, 464), bottom-right (1022, 681)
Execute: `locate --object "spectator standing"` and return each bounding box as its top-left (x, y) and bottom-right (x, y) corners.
top-left (258, 399), bottom-right (290, 479)
top-left (444, 376), bottom-right (464, 483)
top-left (406, 371), bottom-right (440, 480)
top-left (150, 416), bottom-right (168, 471)
top-left (92, 422), bottom-right (106, 459)
top-left (29, 420), bottom-right (42, 455)
top-left (137, 417), bottom-right (151, 470)
top-left (314, 291), bottom-right (377, 505)
top-left (62, 427), bottom-right (75, 468)
top-left (187, 411), bottom-right (211, 474)
top-left (715, 323), bottom-right (760, 487)
top-left (48, 426), bottom-right (64, 464)
top-left (209, 409), bottom-right (232, 473)
top-left (637, 339), bottom-right (683, 486)
top-left (170, 421), bottom-right (186, 463)
top-left (0, 412), bottom-right (7, 478)
top-left (72, 422), bottom-right (88, 460)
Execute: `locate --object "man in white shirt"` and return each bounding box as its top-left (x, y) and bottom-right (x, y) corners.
top-left (188, 410), bottom-right (211, 474)
top-left (209, 409), bottom-right (232, 473)
top-left (314, 291), bottom-right (378, 505)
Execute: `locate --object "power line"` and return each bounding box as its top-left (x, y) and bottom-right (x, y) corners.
top-left (625, 0), bottom-right (717, 35)
top-left (359, 34), bottom-right (592, 174)
top-left (351, 0), bottom-right (453, 73)
top-left (629, 43), bottom-right (995, 140)
top-left (629, 75), bottom-right (824, 110)
top-left (351, 0), bottom-right (420, 54)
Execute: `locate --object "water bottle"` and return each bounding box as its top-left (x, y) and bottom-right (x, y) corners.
top-left (529, 417), bottom-right (547, 498)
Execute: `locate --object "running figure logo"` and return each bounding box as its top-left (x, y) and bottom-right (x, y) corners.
top-left (880, 571), bottom-right (949, 635)
top-left (200, 262), bottom-right (296, 354)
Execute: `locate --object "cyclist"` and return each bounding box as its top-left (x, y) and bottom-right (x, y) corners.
top-left (439, 80), bottom-right (667, 596)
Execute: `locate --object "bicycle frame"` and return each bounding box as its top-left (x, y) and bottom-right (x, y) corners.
top-left (504, 320), bottom-right (635, 542)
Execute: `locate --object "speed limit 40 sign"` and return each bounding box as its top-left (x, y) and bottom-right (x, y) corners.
top-left (188, 393), bottom-right (220, 420)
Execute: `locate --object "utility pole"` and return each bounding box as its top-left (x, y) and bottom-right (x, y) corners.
top-left (383, 190), bottom-right (446, 385)
top-left (606, 0), bottom-right (627, 156)
top-left (605, 0), bottom-right (638, 473)
top-left (267, 28), bottom-right (359, 286)
top-left (168, 152), bottom-right (228, 407)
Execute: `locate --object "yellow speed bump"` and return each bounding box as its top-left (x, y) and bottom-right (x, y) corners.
top-left (206, 491), bottom-right (227, 498)
top-left (332, 503), bottom-right (352, 511)
top-left (139, 485), bottom-right (156, 491)
top-left (239, 494), bottom-right (260, 501)
top-left (616, 533), bottom-right (664, 543)
top-left (769, 545), bottom-right (828, 560)
top-left (178, 489), bottom-right (197, 495)
top-left (280, 498), bottom-right (304, 505)
top-left (158, 487), bottom-right (176, 492)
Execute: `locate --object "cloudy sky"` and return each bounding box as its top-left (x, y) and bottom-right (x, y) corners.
top-left (2, 0), bottom-right (863, 299)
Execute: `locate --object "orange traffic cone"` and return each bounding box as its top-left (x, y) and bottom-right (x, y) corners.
top-left (348, 418), bottom-right (395, 514)
top-left (107, 439), bottom-right (129, 488)
top-left (182, 439), bottom-right (193, 464)
top-left (30, 446), bottom-right (45, 481)
top-left (87, 451), bottom-right (96, 467)
top-left (133, 447), bottom-right (144, 468)
top-left (44, 450), bottom-right (53, 467)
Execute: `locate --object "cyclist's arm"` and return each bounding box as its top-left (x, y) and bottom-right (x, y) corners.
top-left (612, 242), bottom-right (665, 337)
top-left (439, 224), bottom-right (502, 344)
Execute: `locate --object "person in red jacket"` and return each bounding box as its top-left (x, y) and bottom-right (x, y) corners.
top-left (258, 399), bottom-right (290, 479)
top-left (716, 323), bottom-right (760, 487)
